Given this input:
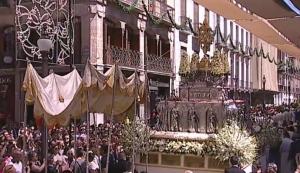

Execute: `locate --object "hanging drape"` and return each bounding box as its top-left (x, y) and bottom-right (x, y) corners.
top-left (22, 62), bottom-right (145, 127)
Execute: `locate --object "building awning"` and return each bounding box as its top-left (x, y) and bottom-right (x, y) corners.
top-left (195, 0), bottom-right (300, 58)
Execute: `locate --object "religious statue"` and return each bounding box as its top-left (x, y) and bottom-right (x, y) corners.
top-left (192, 110), bottom-right (200, 133)
top-left (170, 107), bottom-right (180, 132)
top-left (187, 109), bottom-right (192, 132)
top-left (206, 108), bottom-right (218, 133)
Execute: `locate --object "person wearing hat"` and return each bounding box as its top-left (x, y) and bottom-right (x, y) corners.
top-left (225, 156), bottom-right (245, 173)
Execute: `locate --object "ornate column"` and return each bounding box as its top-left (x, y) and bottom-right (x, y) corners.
top-left (137, 15), bottom-right (147, 119)
top-left (137, 15), bottom-right (147, 69)
top-left (89, 3), bottom-right (106, 69)
top-left (168, 30), bottom-right (175, 92)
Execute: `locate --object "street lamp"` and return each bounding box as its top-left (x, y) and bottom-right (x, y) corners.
top-left (37, 26), bottom-right (52, 77)
top-left (37, 26), bottom-right (52, 170)
top-left (262, 75), bottom-right (266, 111)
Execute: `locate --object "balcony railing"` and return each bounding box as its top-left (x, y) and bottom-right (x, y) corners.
top-left (148, 0), bottom-right (174, 23)
top-left (146, 54), bottom-right (172, 74)
top-left (121, 0), bottom-right (143, 10)
top-left (105, 46), bottom-right (141, 68)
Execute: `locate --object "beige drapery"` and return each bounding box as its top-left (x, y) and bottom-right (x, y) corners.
top-left (22, 63), bottom-right (145, 127)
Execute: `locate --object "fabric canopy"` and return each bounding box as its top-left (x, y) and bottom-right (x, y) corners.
top-left (22, 63), bottom-right (145, 127)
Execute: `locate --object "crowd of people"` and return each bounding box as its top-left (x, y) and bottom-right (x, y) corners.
top-left (0, 122), bottom-right (134, 173)
top-left (0, 103), bottom-right (300, 173)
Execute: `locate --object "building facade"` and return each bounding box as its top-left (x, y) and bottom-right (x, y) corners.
top-left (0, 0), bottom-right (299, 124)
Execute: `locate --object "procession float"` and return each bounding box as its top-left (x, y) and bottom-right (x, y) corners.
top-left (131, 19), bottom-right (257, 173)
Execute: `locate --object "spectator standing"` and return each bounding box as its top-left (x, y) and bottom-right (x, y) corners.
top-left (280, 130), bottom-right (293, 173)
top-left (224, 156), bottom-right (245, 173)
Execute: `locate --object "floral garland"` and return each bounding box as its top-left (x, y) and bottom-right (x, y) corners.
top-left (149, 120), bottom-right (257, 165)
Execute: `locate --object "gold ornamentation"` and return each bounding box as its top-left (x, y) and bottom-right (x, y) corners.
top-left (198, 18), bottom-right (214, 54)
top-left (211, 50), bottom-right (230, 76)
top-left (179, 51), bottom-right (190, 76)
top-left (190, 53), bottom-right (199, 73)
top-left (198, 55), bottom-right (211, 72)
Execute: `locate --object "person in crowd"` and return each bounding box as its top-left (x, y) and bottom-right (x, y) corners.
top-left (47, 155), bottom-right (59, 173)
top-left (71, 148), bottom-right (87, 173)
top-left (28, 151), bottom-right (45, 173)
top-left (266, 163), bottom-right (277, 173)
top-left (295, 164), bottom-right (300, 173)
top-left (10, 150), bottom-right (24, 173)
top-left (280, 130), bottom-right (293, 173)
top-left (289, 126), bottom-right (300, 171)
top-left (116, 152), bottom-right (130, 173)
top-left (2, 164), bottom-right (16, 173)
top-left (224, 156), bottom-right (245, 173)
top-left (87, 151), bottom-right (99, 173)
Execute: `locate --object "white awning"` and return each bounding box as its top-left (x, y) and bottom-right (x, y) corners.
top-left (195, 0), bottom-right (300, 57)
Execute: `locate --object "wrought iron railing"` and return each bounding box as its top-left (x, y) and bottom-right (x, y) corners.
top-left (146, 54), bottom-right (172, 73)
top-left (148, 0), bottom-right (174, 23)
top-left (105, 46), bottom-right (141, 68)
top-left (120, 0), bottom-right (143, 10)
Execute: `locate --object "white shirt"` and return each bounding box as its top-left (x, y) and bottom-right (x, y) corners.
top-left (88, 161), bottom-right (99, 170)
top-left (13, 161), bottom-right (23, 173)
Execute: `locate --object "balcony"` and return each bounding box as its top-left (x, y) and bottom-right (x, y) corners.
top-left (104, 46), bottom-right (141, 68)
top-left (146, 54), bottom-right (172, 74)
top-left (148, 0), bottom-right (174, 23)
top-left (120, 0), bottom-right (143, 9)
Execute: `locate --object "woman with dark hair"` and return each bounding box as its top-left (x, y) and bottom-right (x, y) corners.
top-left (27, 151), bottom-right (45, 173)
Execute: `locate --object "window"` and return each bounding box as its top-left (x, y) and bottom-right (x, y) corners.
top-left (246, 31), bottom-right (248, 47)
top-left (205, 8), bottom-right (209, 23)
top-left (193, 2), bottom-right (199, 29)
top-left (224, 18), bottom-right (227, 36)
top-left (230, 52), bottom-right (234, 85)
top-left (241, 28), bottom-right (244, 47)
top-left (216, 14), bottom-right (220, 43)
top-left (181, 0), bottom-right (186, 17)
top-left (235, 25), bottom-right (239, 44)
top-left (241, 57), bottom-right (244, 85)
top-left (235, 55), bottom-right (239, 79)
top-left (230, 22), bottom-right (233, 39)
top-left (246, 58), bottom-right (249, 84)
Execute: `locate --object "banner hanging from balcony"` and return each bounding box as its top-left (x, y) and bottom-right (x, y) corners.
top-left (22, 63), bottom-right (145, 127)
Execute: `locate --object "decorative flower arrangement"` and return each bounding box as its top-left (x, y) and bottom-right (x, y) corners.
top-left (198, 55), bottom-right (211, 72)
top-left (213, 120), bottom-right (257, 165)
top-left (210, 50), bottom-right (230, 76)
top-left (221, 52), bottom-right (230, 75)
top-left (190, 53), bottom-right (200, 74)
top-left (150, 139), bottom-right (208, 156)
top-left (179, 51), bottom-right (190, 76)
top-left (149, 120), bottom-right (257, 166)
top-left (121, 120), bottom-right (151, 155)
top-left (254, 122), bottom-right (281, 150)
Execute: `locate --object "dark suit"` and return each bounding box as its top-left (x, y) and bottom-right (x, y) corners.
top-left (225, 166), bottom-right (246, 173)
